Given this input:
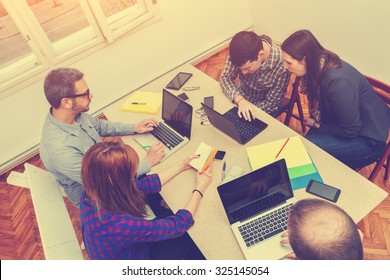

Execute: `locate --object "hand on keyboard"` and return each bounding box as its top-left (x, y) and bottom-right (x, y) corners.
top-left (134, 118), bottom-right (159, 133)
top-left (145, 141), bottom-right (165, 167)
top-left (280, 231), bottom-right (297, 259)
top-left (280, 231), bottom-right (290, 246)
top-left (237, 98), bottom-right (255, 121)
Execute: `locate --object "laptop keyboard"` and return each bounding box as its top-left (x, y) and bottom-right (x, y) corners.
top-left (150, 123), bottom-right (184, 150)
top-left (238, 203), bottom-right (293, 248)
top-left (223, 109), bottom-right (263, 142)
top-left (230, 192), bottom-right (285, 221)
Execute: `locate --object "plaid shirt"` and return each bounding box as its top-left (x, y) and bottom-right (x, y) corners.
top-left (220, 42), bottom-right (290, 114)
top-left (80, 174), bottom-right (194, 260)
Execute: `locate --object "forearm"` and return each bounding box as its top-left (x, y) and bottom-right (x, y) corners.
top-left (307, 116), bottom-right (360, 137)
top-left (317, 121), bottom-right (360, 138)
top-left (184, 169), bottom-right (211, 216)
top-left (157, 162), bottom-right (187, 185)
top-left (220, 60), bottom-right (242, 102)
top-left (92, 116), bottom-right (134, 136)
top-left (184, 188), bottom-right (203, 216)
top-left (233, 95), bottom-right (245, 105)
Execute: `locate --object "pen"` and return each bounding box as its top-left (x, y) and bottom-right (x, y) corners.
top-left (131, 102), bottom-right (146, 105)
top-left (222, 160), bottom-right (226, 181)
top-left (142, 145), bottom-right (151, 149)
top-left (183, 86), bottom-right (200, 91)
top-left (275, 138), bottom-right (290, 159)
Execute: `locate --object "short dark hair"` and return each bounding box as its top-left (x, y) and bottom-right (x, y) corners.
top-left (229, 31), bottom-right (263, 66)
top-left (43, 67), bottom-right (84, 108)
top-left (288, 199), bottom-right (363, 260)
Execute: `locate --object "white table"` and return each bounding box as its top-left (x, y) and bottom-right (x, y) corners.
top-left (104, 64), bottom-right (388, 259)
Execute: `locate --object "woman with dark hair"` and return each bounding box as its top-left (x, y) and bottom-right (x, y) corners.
top-left (80, 141), bottom-right (212, 260)
top-left (281, 30), bottom-right (389, 169)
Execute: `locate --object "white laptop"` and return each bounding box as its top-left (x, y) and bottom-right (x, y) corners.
top-left (217, 159), bottom-right (295, 259)
top-left (133, 89), bottom-right (193, 162)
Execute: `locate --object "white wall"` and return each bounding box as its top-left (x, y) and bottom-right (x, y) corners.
top-left (0, 0), bottom-right (252, 171)
top-left (249, 0), bottom-right (390, 84)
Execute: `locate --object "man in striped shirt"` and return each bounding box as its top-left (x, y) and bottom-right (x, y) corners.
top-left (220, 31), bottom-right (291, 121)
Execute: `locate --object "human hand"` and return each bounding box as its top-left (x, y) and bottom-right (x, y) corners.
top-left (304, 117), bottom-right (315, 127)
top-left (134, 118), bottom-right (159, 133)
top-left (145, 141), bottom-right (164, 167)
top-left (195, 166), bottom-right (212, 194)
top-left (180, 154), bottom-right (200, 171)
top-left (237, 98), bottom-right (255, 121)
top-left (280, 231), bottom-right (297, 260)
top-left (174, 154), bottom-right (200, 173)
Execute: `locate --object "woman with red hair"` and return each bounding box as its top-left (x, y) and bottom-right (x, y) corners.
top-left (80, 141), bottom-right (212, 260)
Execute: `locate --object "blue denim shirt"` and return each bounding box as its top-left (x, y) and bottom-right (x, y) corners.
top-left (40, 111), bottom-right (150, 207)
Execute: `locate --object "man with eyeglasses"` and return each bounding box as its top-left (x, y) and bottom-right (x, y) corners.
top-left (220, 31), bottom-right (290, 121)
top-left (40, 67), bottom-right (164, 208)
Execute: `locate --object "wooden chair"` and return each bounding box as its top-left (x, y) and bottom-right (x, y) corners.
top-left (276, 75), bottom-right (306, 133)
top-left (364, 76), bottom-right (390, 182)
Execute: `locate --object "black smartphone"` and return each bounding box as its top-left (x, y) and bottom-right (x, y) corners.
top-left (177, 92), bottom-right (189, 101)
top-left (204, 96), bottom-right (214, 109)
top-left (166, 72), bottom-right (193, 90)
top-left (306, 180), bottom-right (341, 202)
top-left (214, 150), bottom-right (226, 161)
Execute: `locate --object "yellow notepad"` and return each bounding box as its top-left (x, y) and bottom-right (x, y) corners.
top-left (190, 142), bottom-right (217, 173)
top-left (246, 136), bottom-right (313, 171)
top-left (246, 136), bottom-right (322, 190)
top-left (120, 91), bottom-right (162, 114)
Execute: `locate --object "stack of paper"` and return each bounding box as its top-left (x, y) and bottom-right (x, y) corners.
top-left (246, 136), bottom-right (322, 190)
top-left (190, 142), bottom-right (217, 173)
top-left (120, 91), bottom-right (162, 114)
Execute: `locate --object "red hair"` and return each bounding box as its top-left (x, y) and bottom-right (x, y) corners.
top-left (81, 142), bottom-right (146, 217)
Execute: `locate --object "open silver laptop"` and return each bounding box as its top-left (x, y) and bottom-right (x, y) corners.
top-left (201, 103), bottom-right (268, 144)
top-left (217, 159), bottom-right (294, 259)
top-left (133, 89), bottom-right (193, 162)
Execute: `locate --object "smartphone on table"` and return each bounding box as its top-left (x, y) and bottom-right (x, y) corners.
top-left (177, 92), bottom-right (189, 101)
top-left (214, 150), bottom-right (226, 161)
top-left (204, 96), bottom-right (214, 109)
top-left (306, 179), bottom-right (341, 202)
top-left (166, 72), bottom-right (193, 90)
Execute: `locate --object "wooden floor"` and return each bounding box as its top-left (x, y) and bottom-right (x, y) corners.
top-left (0, 48), bottom-right (389, 260)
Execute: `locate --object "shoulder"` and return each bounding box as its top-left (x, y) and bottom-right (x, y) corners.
top-left (78, 113), bottom-right (98, 124)
top-left (222, 56), bottom-right (238, 72)
top-left (323, 60), bottom-right (363, 81)
top-left (322, 61), bottom-right (362, 89)
top-left (41, 114), bottom-right (71, 151)
top-left (268, 43), bottom-right (286, 72)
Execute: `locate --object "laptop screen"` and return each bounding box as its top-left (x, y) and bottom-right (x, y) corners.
top-left (162, 89), bottom-right (192, 139)
top-left (217, 159), bottom-right (293, 223)
top-left (201, 102), bottom-right (242, 143)
top-left (201, 103), bottom-right (268, 144)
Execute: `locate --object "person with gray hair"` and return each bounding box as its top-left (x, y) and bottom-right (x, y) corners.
top-left (40, 67), bottom-right (164, 208)
top-left (281, 198), bottom-right (363, 260)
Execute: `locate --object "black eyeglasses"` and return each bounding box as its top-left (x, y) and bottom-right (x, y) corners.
top-left (64, 88), bottom-right (90, 99)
